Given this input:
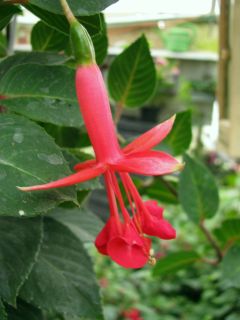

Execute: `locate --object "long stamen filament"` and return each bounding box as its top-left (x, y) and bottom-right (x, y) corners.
top-left (122, 173), bottom-right (151, 219)
top-left (110, 172), bottom-right (130, 223)
top-left (120, 173), bottom-right (145, 234)
top-left (104, 171), bottom-right (121, 231)
top-left (119, 173), bottom-right (136, 216)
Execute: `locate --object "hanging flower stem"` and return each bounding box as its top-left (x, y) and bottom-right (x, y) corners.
top-left (199, 220), bottom-right (223, 263)
top-left (59, 0), bottom-right (76, 24)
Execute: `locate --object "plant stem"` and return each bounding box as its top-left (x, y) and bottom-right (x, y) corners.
top-left (199, 220), bottom-right (223, 263)
top-left (59, 0), bottom-right (76, 24)
top-left (159, 176), bottom-right (178, 198)
top-left (3, 0), bottom-right (28, 4)
top-left (114, 102), bottom-right (124, 124)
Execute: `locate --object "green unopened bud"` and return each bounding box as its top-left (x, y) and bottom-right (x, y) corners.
top-left (70, 21), bottom-right (95, 66)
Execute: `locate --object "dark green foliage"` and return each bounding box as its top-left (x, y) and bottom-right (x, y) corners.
top-left (108, 35), bottom-right (156, 107)
top-left (179, 154), bottom-right (219, 223)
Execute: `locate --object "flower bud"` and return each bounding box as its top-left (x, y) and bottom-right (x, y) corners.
top-left (70, 20), bottom-right (95, 65)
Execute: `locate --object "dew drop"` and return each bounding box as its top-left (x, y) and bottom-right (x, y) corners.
top-left (13, 128), bottom-right (24, 144)
top-left (37, 153), bottom-right (63, 165)
top-left (18, 210), bottom-right (25, 216)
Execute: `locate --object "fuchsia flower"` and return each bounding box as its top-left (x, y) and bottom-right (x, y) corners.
top-left (18, 16), bottom-right (182, 268)
top-left (19, 63), bottom-right (181, 268)
top-left (123, 308), bottom-right (143, 320)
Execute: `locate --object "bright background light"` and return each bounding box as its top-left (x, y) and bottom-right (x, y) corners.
top-left (105, 0), bottom-right (219, 15)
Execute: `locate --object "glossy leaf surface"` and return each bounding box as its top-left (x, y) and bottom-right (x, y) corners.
top-left (49, 207), bottom-right (104, 242)
top-left (0, 64), bottom-right (83, 128)
top-left (0, 217), bottom-right (42, 304)
top-left (0, 114), bottom-right (77, 216)
top-left (179, 155), bottom-right (219, 223)
top-left (20, 218), bottom-right (103, 319)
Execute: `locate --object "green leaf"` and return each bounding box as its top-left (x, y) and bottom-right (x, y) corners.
top-left (0, 52), bottom-right (68, 80)
top-left (0, 63), bottom-right (83, 128)
top-left (221, 244), bottom-right (240, 288)
top-left (6, 299), bottom-right (44, 320)
top-left (0, 5), bottom-right (21, 31)
top-left (31, 21), bottom-right (68, 52)
top-left (92, 31), bottom-right (108, 65)
top-left (28, 0), bottom-right (118, 15)
top-left (179, 155), bottom-right (219, 223)
top-left (3, 98), bottom-right (82, 128)
top-left (108, 35), bottom-right (156, 107)
top-left (20, 218), bottom-right (103, 319)
top-left (25, 4), bottom-right (103, 37)
top-left (92, 14), bottom-right (108, 65)
top-left (161, 110), bottom-right (192, 156)
top-left (152, 251), bottom-right (200, 277)
top-left (0, 32), bottom-right (7, 57)
top-left (214, 219), bottom-right (240, 247)
top-left (0, 63), bottom-right (75, 100)
top-left (0, 300), bottom-right (7, 320)
top-left (62, 150), bottom-right (103, 191)
top-left (49, 207), bottom-right (104, 242)
top-left (0, 114), bottom-right (77, 216)
top-left (0, 217), bottom-right (42, 304)
top-left (140, 178), bottom-right (178, 204)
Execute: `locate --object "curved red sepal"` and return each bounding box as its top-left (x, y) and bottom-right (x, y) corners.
top-left (123, 115), bottom-right (175, 155)
top-left (18, 164), bottom-right (105, 191)
top-left (74, 159), bottom-right (97, 171)
top-left (112, 150), bottom-right (180, 176)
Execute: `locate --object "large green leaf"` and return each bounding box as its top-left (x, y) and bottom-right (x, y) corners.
top-left (28, 0), bottom-right (118, 15)
top-left (62, 150), bottom-right (102, 191)
top-left (6, 300), bottom-right (43, 320)
top-left (0, 300), bottom-right (7, 320)
top-left (0, 5), bottom-right (21, 31)
top-left (31, 21), bottom-right (68, 52)
top-left (0, 63), bottom-right (83, 128)
top-left (152, 251), bottom-right (200, 277)
top-left (140, 178), bottom-right (178, 204)
top-left (25, 4), bottom-right (103, 37)
top-left (2, 98), bottom-right (82, 128)
top-left (20, 218), bottom-right (103, 319)
top-left (161, 110), bottom-right (192, 156)
top-left (0, 63), bottom-right (75, 100)
top-left (0, 114), bottom-right (77, 216)
top-left (92, 30), bottom-right (108, 65)
top-left (214, 219), bottom-right (240, 247)
top-left (0, 217), bottom-right (42, 304)
top-left (49, 207), bottom-right (104, 242)
top-left (221, 244), bottom-right (240, 288)
top-left (108, 35), bottom-right (156, 107)
top-left (0, 32), bottom-right (7, 57)
top-left (179, 155), bottom-right (219, 224)
top-left (0, 52), bottom-right (68, 80)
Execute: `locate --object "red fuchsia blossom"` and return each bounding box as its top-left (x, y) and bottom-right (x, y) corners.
top-left (123, 308), bottom-right (143, 320)
top-left (18, 19), bottom-right (182, 269)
